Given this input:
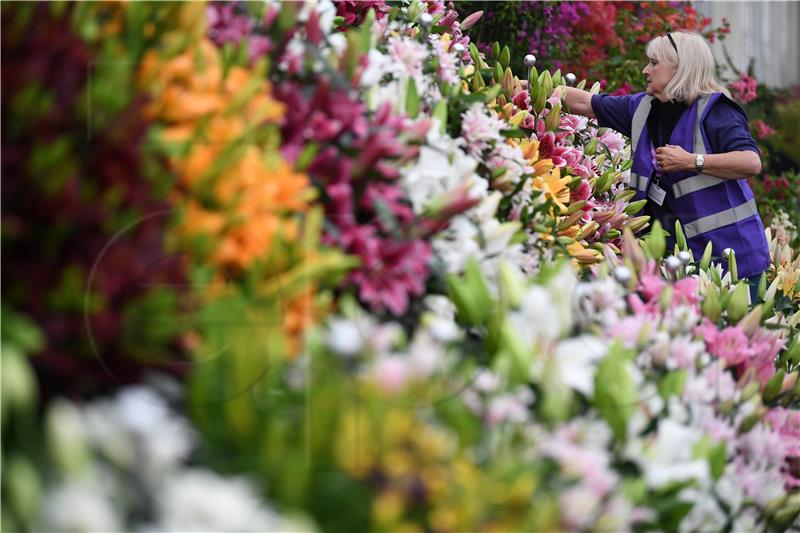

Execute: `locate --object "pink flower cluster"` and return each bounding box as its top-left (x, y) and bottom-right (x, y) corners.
top-left (730, 72), bottom-right (757, 103)
top-left (335, 0), bottom-right (391, 27)
top-left (695, 320), bottom-right (784, 385)
top-left (752, 119), bottom-right (776, 140)
top-left (206, 2), bottom-right (272, 63)
top-left (765, 407), bottom-right (800, 487)
top-left (275, 80), bottom-right (458, 315)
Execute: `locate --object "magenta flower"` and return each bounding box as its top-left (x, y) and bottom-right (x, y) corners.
top-left (731, 72), bottom-right (758, 103)
top-left (638, 270), bottom-right (666, 302)
top-left (611, 82), bottom-right (633, 96)
top-left (273, 80), bottom-right (442, 317)
top-left (335, 0), bottom-right (391, 27)
top-left (744, 328), bottom-right (784, 385)
top-left (672, 277), bottom-right (700, 307)
top-left (764, 407), bottom-right (800, 487)
top-left (607, 315), bottom-right (649, 348)
top-left (512, 89), bottom-right (530, 110)
top-left (706, 326), bottom-right (751, 366)
top-left (343, 228), bottom-right (432, 315)
top-left (207, 2), bottom-right (253, 45)
top-left (752, 119), bottom-right (776, 140)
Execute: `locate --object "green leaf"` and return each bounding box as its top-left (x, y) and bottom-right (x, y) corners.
top-left (728, 250), bottom-right (738, 283)
top-left (447, 259), bottom-right (492, 327)
top-left (499, 45), bottom-right (510, 69)
top-left (433, 98), bottom-right (448, 132)
top-left (675, 220), bottom-right (688, 251)
top-left (500, 127), bottom-right (534, 138)
top-left (593, 341), bottom-right (637, 442)
top-left (406, 77), bottom-right (420, 118)
top-left (657, 370), bottom-right (687, 399)
top-left (699, 240), bottom-right (713, 270)
top-left (1, 308), bottom-right (45, 353)
top-left (493, 62), bottom-right (504, 83)
top-left (726, 282), bottom-right (749, 323)
top-left (702, 286), bottom-right (721, 322)
top-left (708, 441), bottom-right (727, 480)
top-left (295, 142), bottom-right (319, 172)
top-left (762, 369), bottom-right (785, 403)
top-left (643, 220), bottom-right (666, 260)
top-left (468, 42), bottom-right (481, 67)
top-left (624, 199), bottom-right (647, 215)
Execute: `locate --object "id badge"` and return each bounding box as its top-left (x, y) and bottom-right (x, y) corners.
top-left (647, 182), bottom-right (666, 206)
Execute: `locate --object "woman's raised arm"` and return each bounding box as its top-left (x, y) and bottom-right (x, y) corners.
top-left (562, 86), bottom-right (595, 118)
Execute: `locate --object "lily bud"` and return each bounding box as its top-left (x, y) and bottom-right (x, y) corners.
top-left (460, 10), bottom-right (484, 30)
top-left (624, 199), bottom-right (648, 215)
top-left (737, 304), bottom-right (763, 336)
top-left (540, 70), bottom-right (553, 99)
top-left (741, 381), bottom-right (760, 402)
top-left (702, 287), bottom-right (721, 322)
top-left (498, 262), bottom-right (524, 308)
top-left (784, 336), bottom-right (800, 368)
top-left (738, 407), bottom-right (766, 434)
top-left (699, 240), bottom-right (713, 270)
top-left (762, 369), bottom-right (785, 403)
top-left (780, 371), bottom-right (798, 395)
top-left (675, 220), bottom-right (688, 251)
top-left (576, 221), bottom-right (599, 241)
top-left (764, 495), bottom-right (789, 517)
top-left (660, 284), bottom-right (674, 311)
top-left (584, 137), bottom-right (598, 155)
top-left (545, 102), bottom-right (561, 131)
top-left (508, 110), bottom-right (528, 126)
top-left (727, 249), bottom-right (738, 283)
top-left (624, 215), bottom-right (651, 235)
top-left (726, 282), bottom-right (750, 323)
top-left (502, 67), bottom-right (515, 97)
top-left (773, 493), bottom-right (800, 526)
top-left (46, 400), bottom-right (91, 475)
top-left (615, 188), bottom-right (637, 202)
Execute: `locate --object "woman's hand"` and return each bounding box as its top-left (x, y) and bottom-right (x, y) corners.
top-left (655, 146), bottom-right (762, 179)
top-left (655, 144), bottom-right (693, 172)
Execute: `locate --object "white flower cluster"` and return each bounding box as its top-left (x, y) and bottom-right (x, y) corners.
top-left (38, 386), bottom-right (305, 532)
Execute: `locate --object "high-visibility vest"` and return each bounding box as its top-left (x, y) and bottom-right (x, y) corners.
top-left (627, 92), bottom-right (770, 278)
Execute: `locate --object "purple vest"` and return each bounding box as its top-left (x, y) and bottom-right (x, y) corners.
top-left (627, 92), bottom-right (770, 278)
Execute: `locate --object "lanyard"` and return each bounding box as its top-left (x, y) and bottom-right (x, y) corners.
top-left (650, 143), bottom-right (663, 185)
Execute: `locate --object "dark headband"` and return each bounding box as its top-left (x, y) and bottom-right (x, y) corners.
top-left (666, 33), bottom-right (679, 58)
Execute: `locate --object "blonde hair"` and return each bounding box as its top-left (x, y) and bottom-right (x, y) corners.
top-left (645, 31), bottom-right (730, 103)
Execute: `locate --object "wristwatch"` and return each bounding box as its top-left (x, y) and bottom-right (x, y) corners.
top-left (695, 153), bottom-right (705, 174)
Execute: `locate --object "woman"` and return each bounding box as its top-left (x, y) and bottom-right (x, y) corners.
top-left (563, 31), bottom-right (769, 301)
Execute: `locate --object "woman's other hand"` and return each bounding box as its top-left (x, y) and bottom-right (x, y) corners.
top-left (655, 144), bottom-right (693, 172)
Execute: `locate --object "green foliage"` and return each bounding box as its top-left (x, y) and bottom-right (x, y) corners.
top-left (593, 342), bottom-right (637, 442)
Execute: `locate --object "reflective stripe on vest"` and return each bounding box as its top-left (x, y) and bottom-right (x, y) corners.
top-left (629, 171), bottom-right (648, 191)
top-left (671, 95), bottom-right (725, 198)
top-left (630, 95), bottom-right (654, 154)
top-left (683, 198), bottom-right (759, 238)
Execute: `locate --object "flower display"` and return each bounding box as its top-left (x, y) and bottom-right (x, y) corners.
top-left (2, 2), bottom-right (799, 532)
